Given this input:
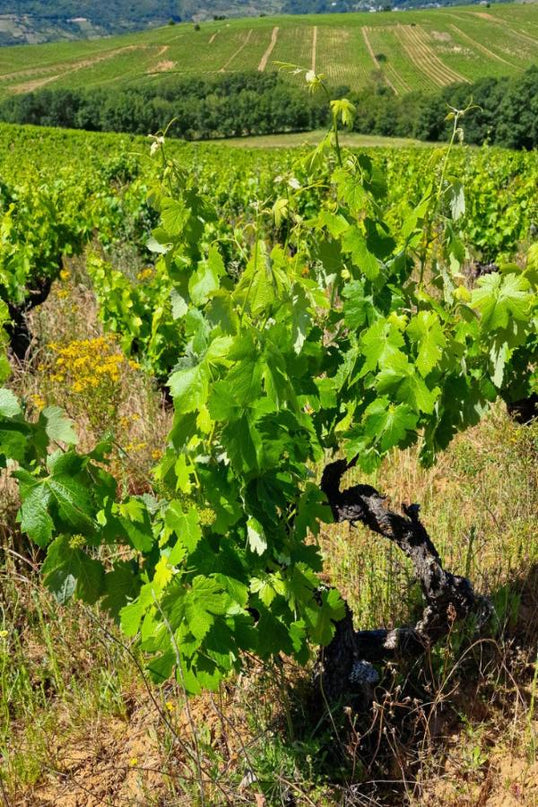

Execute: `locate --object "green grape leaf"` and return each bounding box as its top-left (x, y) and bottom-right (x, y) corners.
top-left (47, 474), bottom-right (95, 532)
top-left (342, 280), bottom-right (375, 330)
top-left (247, 517), bottom-right (268, 556)
top-left (40, 406), bottom-right (78, 445)
top-left (273, 197), bottom-right (288, 228)
top-left (183, 577), bottom-right (231, 641)
top-left (221, 414), bottom-right (263, 473)
top-left (333, 166), bottom-right (367, 212)
top-left (165, 502), bottom-right (202, 554)
top-left (168, 363), bottom-right (209, 414)
top-left (447, 180), bottom-right (465, 221)
top-left (0, 354), bottom-right (10, 384)
top-left (147, 649), bottom-right (177, 684)
top-left (472, 273), bottom-right (531, 333)
top-left (0, 421), bottom-right (29, 465)
top-left (235, 241), bottom-right (277, 316)
top-left (406, 311), bottom-right (446, 377)
top-left (360, 319), bottom-right (405, 374)
top-left (42, 535), bottom-right (105, 605)
top-left (307, 588), bottom-right (345, 646)
top-left (256, 608), bottom-right (295, 657)
top-left (318, 209), bottom-right (349, 238)
top-left (0, 388), bottom-right (21, 418)
top-left (17, 481), bottom-right (54, 547)
top-left (101, 561), bottom-right (141, 618)
top-left (341, 228), bottom-right (380, 280)
top-left (189, 246), bottom-right (225, 306)
top-left (375, 351), bottom-right (440, 414)
top-left (362, 398), bottom-right (419, 452)
top-left (160, 198), bottom-right (188, 236)
top-left (117, 501), bottom-right (154, 553)
top-left (290, 285), bottom-right (311, 354)
top-left (170, 288), bottom-right (188, 320)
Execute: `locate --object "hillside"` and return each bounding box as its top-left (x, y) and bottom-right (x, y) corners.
top-left (0, 4), bottom-right (536, 99)
top-left (0, 0), bottom-right (530, 44)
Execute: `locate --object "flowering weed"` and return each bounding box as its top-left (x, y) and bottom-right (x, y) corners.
top-left (44, 335), bottom-right (137, 432)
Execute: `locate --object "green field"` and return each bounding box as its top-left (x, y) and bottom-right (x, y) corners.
top-left (0, 3), bottom-right (536, 99)
top-left (206, 129), bottom-right (430, 147)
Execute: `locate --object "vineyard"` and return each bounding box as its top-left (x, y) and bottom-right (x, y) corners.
top-left (0, 3), bottom-right (536, 98)
top-left (0, 93), bottom-right (537, 807)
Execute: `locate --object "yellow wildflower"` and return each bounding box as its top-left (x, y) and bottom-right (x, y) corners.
top-left (125, 441), bottom-right (148, 453)
top-left (30, 394), bottom-right (46, 410)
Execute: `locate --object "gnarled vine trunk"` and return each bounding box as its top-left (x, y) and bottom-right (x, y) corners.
top-left (5, 271), bottom-right (56, 361)
top-left (316, 459), bottom-right (487, 707)
top-left (506, 393), bottom-right (538, 425)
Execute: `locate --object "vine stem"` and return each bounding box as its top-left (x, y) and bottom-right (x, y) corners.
top-left (151, 592), bottom-right (207, 807)
top-left (418, 102), bottom-right (471, 287)
top-left (80, 605), bottom-right (236, 804)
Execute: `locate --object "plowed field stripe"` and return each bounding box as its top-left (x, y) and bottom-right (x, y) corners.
top-left (394, 26), bottom-right (446, 87)
top-left (396, 25), bottom-right (469, 87)
top-left (0, 44), bottom-right (145, 82)
top-left (312, 26), bottom-right (318, 73)
top-left (258, 26), bottom-right (279, 71)
top-left (470, 12), bottom-right (538, 44)
top-left (362, 27), bottom-right (399, 95)
top-left (405, 24), bottom-right (469, 84)
top-left (386, 62), bottom-right (411, 93)
top-left (449, 25), bottom-right (517, 68)
top-left (220, 29), bottom-right (253, 71)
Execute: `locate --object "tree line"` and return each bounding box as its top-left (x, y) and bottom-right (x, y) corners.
top-left (0, 73), bottom-right (329, 140)
top-left (355, 66), bottom-right (538, 150)
top-left (0, 67), bottom-right (535, 149)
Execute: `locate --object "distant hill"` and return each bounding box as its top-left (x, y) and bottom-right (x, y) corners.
top-left (0, 0), bottom-right (524, 45)
top-left (0, 4), bottom-right (536, 98)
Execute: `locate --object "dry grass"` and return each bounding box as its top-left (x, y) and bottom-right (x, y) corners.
top-left (12, 256), bottom-right (171, 491)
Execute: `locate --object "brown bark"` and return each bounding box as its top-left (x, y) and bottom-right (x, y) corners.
top-left (5, 271), bottom-right (55, 361)
top-left (316, 459), bottom-right (486, 706)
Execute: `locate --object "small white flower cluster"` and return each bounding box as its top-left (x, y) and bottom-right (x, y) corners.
top-left (148, 134), bottom-right (165, 156)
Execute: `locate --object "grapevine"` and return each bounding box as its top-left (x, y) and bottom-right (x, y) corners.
top-left (0, 91), bottom-right (536, 705)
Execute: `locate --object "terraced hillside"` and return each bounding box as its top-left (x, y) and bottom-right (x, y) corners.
top-left (0, 3), bottom-right (536, 98)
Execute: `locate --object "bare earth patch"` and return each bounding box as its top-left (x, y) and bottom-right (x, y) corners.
top-left (149, 60), bottom-right (176, 73)
top-left (311, 25), bottom-right (318, 72)
top-left (472, 11), bottom-right (499, 21)
top-left (21, 702), bottom-right (166, 806)
top-left (12, 74), bottom-right (61, 94)
top-left (258, 26), bottom-right (279, 72)
top-left (425, 743), bottom-right (538, 806)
